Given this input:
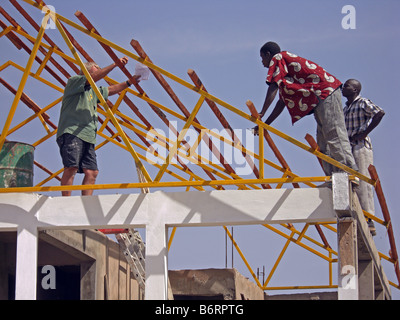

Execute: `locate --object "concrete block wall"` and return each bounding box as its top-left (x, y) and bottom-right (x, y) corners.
top-left (169, 268), bottom-right (264, 300)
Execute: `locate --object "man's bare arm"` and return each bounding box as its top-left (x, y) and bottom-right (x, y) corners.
top-left (253, 98), bottom-right (285, 135)
top-left (265, 98), bottom-right (285, 125)
top-left (87, 57), bottom-right (129, 84)
top-left (259, 82), bottom-right (279, 118)
top-left (108, 75), bottom-right (141, 96)
top-left (89, 63), bottom-right (118, 83)
top-left (351, 110), bottom-right (385, 142)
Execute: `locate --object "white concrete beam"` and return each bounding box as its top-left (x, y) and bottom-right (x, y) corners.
top-left (152, 188), bottom-right (335, 227)
top-left (1, 189), bottom-right (336, 230)
top-left (0, 193), bottom-right (42, 231)
top-left (0, 188), bottom-right (336, 230)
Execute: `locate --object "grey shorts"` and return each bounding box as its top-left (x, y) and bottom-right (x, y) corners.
top-left (57, 133), bottom-right (98, 174)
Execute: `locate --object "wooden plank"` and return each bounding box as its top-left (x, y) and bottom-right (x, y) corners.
top-left (0, 8), bottom-right (67, 86)
top-left (130, 38), bottom-right (236, 176)
top-left (188, 69), bottom-right (268, 188)
top-left (74, 11), bottom-right (232, 185)
top-left (351, 189), bottom-right (392, 299)
top-left (368, 165), bottom-right (400, 286)
top-left (9, 0), bottom-right (80, 76)
top-left (0, 77), bottom-right (55, 128)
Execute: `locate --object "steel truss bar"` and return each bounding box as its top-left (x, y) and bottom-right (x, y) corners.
top-left (0, 11), bottom-right (49, 151)
top-left (0, 176), bottom-right (333, 194)
top-left (21, 0), bottom-right (374, 184)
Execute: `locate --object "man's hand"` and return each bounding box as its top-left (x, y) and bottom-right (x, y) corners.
top-left (350, 131), bottom-right (367, 143)
top-left (119, 56), bottom-right (129, 66)
top-left (350, 110), bottom-right (385, 144)
top-left (252, 125), bottom-right (260, 136)
top-left (128, 74), bottom-right (141, 85)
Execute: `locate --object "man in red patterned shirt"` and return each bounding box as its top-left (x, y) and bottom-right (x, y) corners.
top-left (255, 41), bottom-right (357, 176)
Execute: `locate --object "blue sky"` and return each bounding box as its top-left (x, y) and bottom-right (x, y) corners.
top-left (1, 0), bottom-right (399, 298)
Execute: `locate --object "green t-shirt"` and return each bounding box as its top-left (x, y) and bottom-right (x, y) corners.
top-left (57, 75), bottom-right (109, 144)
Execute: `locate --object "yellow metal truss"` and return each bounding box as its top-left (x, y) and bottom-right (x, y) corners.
top-left (0, 0), bottom-right (398, 293)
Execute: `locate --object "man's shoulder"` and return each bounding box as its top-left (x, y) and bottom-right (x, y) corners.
top-left (356, 95), bottom-right (369, 101)
top-left (279, 51), bottom-right (307, 60)
top-left (352, 96), bottom-right (383, 112)
top-left (356, 96), bottom-right (377, 106)
top-left (67, 74), bottom-right (86, 84)
top-left (271, 51), bottom-right (298, 60)
top-left (63, 75), bottom-right (87, 95)
top-left (276, 51), bottom-right (322, 69)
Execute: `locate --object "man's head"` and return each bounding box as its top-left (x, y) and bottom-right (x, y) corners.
top-left (79, 62), bottom-right (100, 75)
top-left (260, 42), bottom-right (281, 68)
top-left (342, 79), bottom-right (362, 98)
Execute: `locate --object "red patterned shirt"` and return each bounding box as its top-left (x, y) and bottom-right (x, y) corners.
top-left (266, 51), bottom-right (342, 124)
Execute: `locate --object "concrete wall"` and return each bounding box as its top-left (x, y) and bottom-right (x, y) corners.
top-left (169, 268), bottom-right (264, 300)
top-left (0, 229), bottom-right (142, 300)
top-left (2, 229), bottom-right (264, 300)
top-left (264, 291), bottom-right (338, 300)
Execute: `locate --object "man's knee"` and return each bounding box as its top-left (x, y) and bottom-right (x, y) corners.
top-left (83, 169), bottom-right (99, 183)
top-left (62, 167), bottom-right (78, 182)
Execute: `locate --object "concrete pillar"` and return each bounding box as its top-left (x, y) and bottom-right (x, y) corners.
top-left (15, 226), bottom-right (38, 300)
top-left (145, 221), bottom-right (168, 300)
top-left (333, 173), bottom-right (359, 300)
top-left (0, 243), bottom-right (8, 299)
top-left (337, 217), bottom-right (359, 300)
top-left (358, 260), bottom-right (374, 300)
top-left (332, 172), bottom-right (351, 215)
top-left (375, 288), bottom-right (385, 300)
top-left (81, 261), bottom-right (96, 300)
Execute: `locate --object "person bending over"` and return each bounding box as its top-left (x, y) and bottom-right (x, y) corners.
top-left (255, 41), bottom-right (357, 177)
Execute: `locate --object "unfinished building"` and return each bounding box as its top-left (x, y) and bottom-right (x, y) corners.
top-left (0, 0), bottom-right (399, 300)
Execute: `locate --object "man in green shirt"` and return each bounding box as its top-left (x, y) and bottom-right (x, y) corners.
top-left (57, 57), bottom-right (140, 196)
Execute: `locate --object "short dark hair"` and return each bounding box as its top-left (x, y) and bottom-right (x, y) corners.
top-left (346, 79), bottom-right (362, 94)
top-left (260, 42), bottom-right (281, 56)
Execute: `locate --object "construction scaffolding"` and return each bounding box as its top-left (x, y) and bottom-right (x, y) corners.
top-left (0, 0), bottom-right (399, 298)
